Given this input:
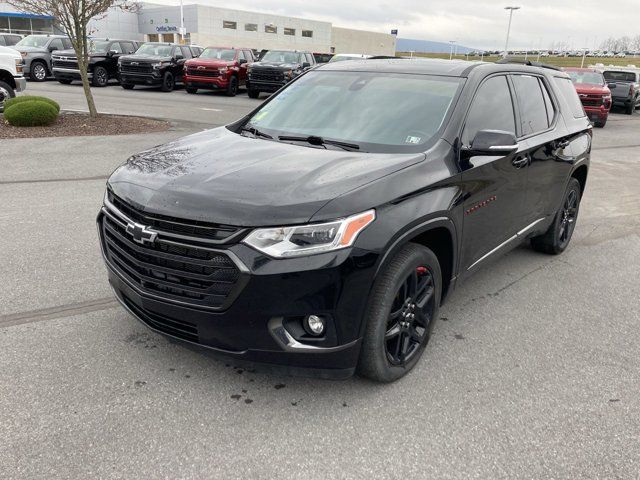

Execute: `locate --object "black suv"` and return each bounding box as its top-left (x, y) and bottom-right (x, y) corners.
top-left (98, 59), bottom-right (591, 382)
top-left (52, 39), bottom-right (138, 87)
top-left (118, 43), bottom-right (199, 91)
top-left (247, 49), bottom-right (315, 98)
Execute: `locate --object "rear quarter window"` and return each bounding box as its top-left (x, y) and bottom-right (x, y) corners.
top-left (553, 77), bottom-right (586, 119)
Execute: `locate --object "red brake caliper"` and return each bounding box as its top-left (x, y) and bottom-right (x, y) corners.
top-left (416, 266), bottom-right (427, 276)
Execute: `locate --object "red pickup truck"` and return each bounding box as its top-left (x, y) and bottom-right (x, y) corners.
top-left (564, 67), bottom-right (612, 127)
top-left (184, 47), bottom-right (255, 96)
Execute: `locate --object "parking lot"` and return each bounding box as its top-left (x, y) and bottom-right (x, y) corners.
top-left (1, 81), bottom-right (639, 479)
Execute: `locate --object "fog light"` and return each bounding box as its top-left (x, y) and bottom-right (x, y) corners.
top-left (304, 315), bottom-right (325, 336)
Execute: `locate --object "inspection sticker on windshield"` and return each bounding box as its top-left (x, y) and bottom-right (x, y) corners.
top-left (405, 135), bottom-right (421, 144)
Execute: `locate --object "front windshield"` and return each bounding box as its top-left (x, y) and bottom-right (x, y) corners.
top-left (200, 48), bottom-right (235, 61)
top-left (134, 44), bottom-right (172, 57)
top-left (16, 36), bottom-right (49, 48)
top-left (603, 71), bottom-right (636, 82)
top-left (244, 71), bottom-right (463, 152)
top-left (89, 40), bottom-right (111, 54)
top-left (567, 71), bottom-right (605, 86)
top-left (261, 50), bottom-right (301, 63)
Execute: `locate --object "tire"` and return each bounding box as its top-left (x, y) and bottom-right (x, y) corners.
top-left (0, 80), bottom-right (16, 113)
top-left (160, 72), bottom-right (174, 92)
top-left (357, 243), bottom-right (442, 383)
top-left (29, 61), bottom-right (48, 81)
top-left (226, 76), bottom-right (238, 97)
top-left (121, 83), bottom-right (134, 90)
top-left (531, 177), bottom-right (581, 255)
top-left (247, 88), bottom-right (260, 99)
top-left (626, 102), bottom-right (634, 115)
top-left (91, 65), bottom-right (109, 87)
top-left (185, 86), bottom-right (198, 94)
top-left (57, 78), bottom-right (73, 85)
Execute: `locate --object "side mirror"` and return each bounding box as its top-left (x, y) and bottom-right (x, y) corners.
top-left (468, 130), bottom-right (518, 155)
top-left (302, 62), bottom-right (311, 68)
top-left (108, 50), bottom-right (118, 56)
top-left (48, 45), bottom-right (58, 52)
top-left (238, 58), bottom-right (247, 65)
top-left (175, 54), bottom-right (184, 61)
top-left (607, 83), bottom-right (617, 89)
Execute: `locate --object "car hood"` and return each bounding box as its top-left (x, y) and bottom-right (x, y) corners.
top-left (12, 45), bottom-right (46, 54)
top-left (252, 61), bottom-right (300, 69)
top-left (107, 127), bottom-right (426, 226)
top-left (120, 54), bottom-right (171, 63)
top-left (186, 58), bottom-right (233, 68)
top-left (575, 84), bottom-right (611, 95)
top-left (0, 45), bottom-right (21, 59)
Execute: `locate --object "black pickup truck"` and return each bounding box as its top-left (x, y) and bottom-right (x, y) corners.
top-left (52, 39), bottom-right (139, 87)
top-left (247, 49), bottom-right (315, 98)
top-left (118, 43), bottom-right (200, 92)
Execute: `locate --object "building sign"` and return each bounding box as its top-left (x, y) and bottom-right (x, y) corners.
top-left (156, 25), bottom-right (178, 32)
top-left (391, 29), bottom-right (398, 35)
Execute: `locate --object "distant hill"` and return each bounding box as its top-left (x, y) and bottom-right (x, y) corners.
top-left (396, 38), bottom-right (476, 54)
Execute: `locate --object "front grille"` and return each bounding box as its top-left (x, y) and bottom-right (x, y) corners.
top-left (580, 95), bottom-right (604, 107)
top-left (121, 293), bottom-right (199, 342)
top-left (250, 69), bottom-right (285, 82)
top-left (120, 62), bottom-right (153, 74)
top-left (53, 59), bottom-right (78, 69)
top-left (187, 68), bottom-right (220, 77)
top-left (107, 191), bottom-right (243, 243)
top-left (100, 200), bottom-right (245, 310)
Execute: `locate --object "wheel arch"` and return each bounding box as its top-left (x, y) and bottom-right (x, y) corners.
top-left (571, 164), bottom-right (588, 196)
top-left (0, 69), bottom-right (16, 89)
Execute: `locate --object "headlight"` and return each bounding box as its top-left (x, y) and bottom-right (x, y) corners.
top-left (152, 62), bottom-right (168, 69)
top-left (242, 210), bottom-right (375, 258)
top-left (15, 58), bottom-right (23, 74)
top-left (218, 67), bottom-right (229, 73)
top-left (284, 69), bottom-right (293, 79)
top-left (20, 52), bottom-right (27, 58)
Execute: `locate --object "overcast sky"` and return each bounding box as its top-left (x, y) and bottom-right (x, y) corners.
top-left (172, 0), bottom-right (639, 49)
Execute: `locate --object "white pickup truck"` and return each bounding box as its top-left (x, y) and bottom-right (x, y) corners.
top-left (0, 45), bottom-right (27, 112)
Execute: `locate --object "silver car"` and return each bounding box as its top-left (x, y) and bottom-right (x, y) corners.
top-left (11, 34), bottom-right (72, 81)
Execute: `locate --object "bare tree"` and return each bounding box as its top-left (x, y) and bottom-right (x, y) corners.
top-left (7, 0), bottom-right (137, 118)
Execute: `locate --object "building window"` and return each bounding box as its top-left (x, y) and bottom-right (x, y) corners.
top-left (284, 27), bottom-right (295, 36)
top-left (244, 23), bottom-right (257, 32)
top-left (302, 30), bottom-right (313, 38)
top-left (223, 20), bottom-right (237, 29)
top-left (265, 24), bottom-right (277, 34)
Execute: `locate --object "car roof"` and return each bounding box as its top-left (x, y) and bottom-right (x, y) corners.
top-left (564, 67), bottom-right (600, 73)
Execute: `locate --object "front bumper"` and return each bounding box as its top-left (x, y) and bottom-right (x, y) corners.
top-left (583, 105), bottom-right (609, 122)
top-left (184, 74), bottom-right (229, 89)
top-left (14, 76), bottom-right (26, 92)
top-left (53, 67), bottom-right (93, 80)
top-left (247, 79), bottom-right (287, 92)
top-left (119, 73), bottom-right (162, 86)
top-left (97, 206), bottom-right (377, 377)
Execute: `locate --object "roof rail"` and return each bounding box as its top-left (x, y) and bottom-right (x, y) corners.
top-left (496, 58), bottom-right (561, 71)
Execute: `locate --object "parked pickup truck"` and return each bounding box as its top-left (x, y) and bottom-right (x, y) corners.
top-left (602, 69), bottom-right (640, 114)
top-left (564, 67), bottom-right (612, 127)
top-left (183, 46), bottom-right (254, 96)
top-left (247, 49), bottom-right (316, 98)
top-left (52, 39), bottom-right (139, 87)
top-left (0, 45), bottom-right (27, 112)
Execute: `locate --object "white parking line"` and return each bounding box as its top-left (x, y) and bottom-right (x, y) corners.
top-left (200, 107), bottom-right (223, 112)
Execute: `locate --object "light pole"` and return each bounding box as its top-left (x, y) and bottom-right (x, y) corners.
top-left (503, 6), bottom-right (520, 57)
top-left (179, 0), bottom-right (185, 44)
top-left (449, 40), bottom-right (456, 60)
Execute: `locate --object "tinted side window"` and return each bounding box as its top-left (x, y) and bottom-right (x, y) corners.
top-left (181, 46), bottom-right (192, 59)
top-left (511, 75), bottom-right (549, 136)
top-left (306, 53), bottom-right (314, 64)
top-left (540, 79), bottom-right (555, 126)
top-left (62, 39), bottom-right (72, 49)
top-left (121, 42), bottom-right (135, 54)
top-left (109, 42), bottom-right (123, 53)
top-left (49, 39), bottom-right (63, 51)
top-left (553, 77), bottom-right (586, 118)
top-left (462, 75), bottom-right (516, 146)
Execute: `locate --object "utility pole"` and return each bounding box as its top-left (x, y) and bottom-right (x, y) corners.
top-left (449, 40), bottom-right (456, 60)
top-left (503, 6), bottom-right (520, 57)
top-left (179, 0), bottom-right (185, 44)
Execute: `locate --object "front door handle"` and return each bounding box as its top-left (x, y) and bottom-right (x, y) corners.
top-left (512, 155), bottom-right (529, 169)
top-left (556, 139), bottom-right (570, 149)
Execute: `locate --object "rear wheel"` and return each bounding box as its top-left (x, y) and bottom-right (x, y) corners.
top-left (30, 61), bottom-right (48, 81)
top-left (160, 72), bottom-right (174, 92)
top-left (91, 65), bottom-right (109, 87)
top-left (357, 244), bottom-right (441, 383)
top-left (226, 76), bottom-right (238, 96)
top-left (247, 88), bottom-right (260, 99)
top-left (0, 81), bottom-right (16, 113)
top-left (531, 177), bottom-right (581, 255)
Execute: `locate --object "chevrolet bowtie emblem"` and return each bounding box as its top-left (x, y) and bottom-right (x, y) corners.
top-left (125, 222), bottom-right (158, 245)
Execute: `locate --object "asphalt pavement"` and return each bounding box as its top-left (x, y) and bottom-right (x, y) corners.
top-left (0, 82), bottom-right (639, 479)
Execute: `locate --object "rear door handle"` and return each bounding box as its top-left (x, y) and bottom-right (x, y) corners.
top-left (512, 155), bottom-right (529, 169)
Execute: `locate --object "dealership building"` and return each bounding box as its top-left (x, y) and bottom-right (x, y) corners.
top-left (0, 2), bottom-right (396, 55)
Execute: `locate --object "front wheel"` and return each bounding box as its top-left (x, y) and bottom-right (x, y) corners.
top-left (357, 244), bottom-right (441, 383)
top-left (0, 80), bottom-right (16, 113)
top-left (121, 83), bottom-right (134, 90)
top-left (57, 78), bottom-right (73, 85)
top-left (91, 65), bottom-right (109, 87)
top-left (30, 61), bottom-right (48, 81)
top-left (247, 88), bottom-right (260, 99)
top-left (185, 86), bottom-right (198, 94)
top-left (626, 102), bottom-right (634, 115)
top-left (531, 177), bottom-right (581, 255)
top-left (594, 118), bottom-right (607, 128)
top-left (160, 72), bottom-right (174, 92)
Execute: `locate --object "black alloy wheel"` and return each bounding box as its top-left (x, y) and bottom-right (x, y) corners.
top-left (161, 72), bottom-right (174, 92)
top-left (558, 187), bottom-right (579, 247)
top-left (0, 80), bottom-right (16, 112)
top-left (385, 265), bottom-right (436, 366)
top-left (92, 66), bottom-right (109, 87)
top-left (226, 76), bottom-right (238, 96)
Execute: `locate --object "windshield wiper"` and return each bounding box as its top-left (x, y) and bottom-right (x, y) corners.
top-left (240, 126), bottom-right (273, 139)
top-left (278, 135), bottom-right (360, 151)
